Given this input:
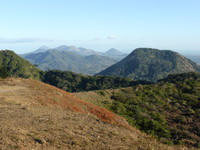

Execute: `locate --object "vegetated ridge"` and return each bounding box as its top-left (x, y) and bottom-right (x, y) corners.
top-left (97, 48), bottom-right (200, 82)
top-left (0, 50), bottom-right (40, 79)
top-left (75, 72), bottom-right (200, 148)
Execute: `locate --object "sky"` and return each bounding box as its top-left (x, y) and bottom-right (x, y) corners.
top-left (0, 0), bottom-right (200, 54)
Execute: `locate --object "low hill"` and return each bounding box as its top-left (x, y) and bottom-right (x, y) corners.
top-left (0, 50), bottom-right (40, 79)
top-left (23, 50), bottom-right (117, 75)
top-left (0, 78), bottom-right (179, 149)
top-left (97, 48), bottom-right (200, 81)
top-left (74, 72), bottom-right (200, 148)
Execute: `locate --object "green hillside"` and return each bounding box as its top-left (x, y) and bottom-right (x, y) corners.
top-left (98, 48), bottom-right (200, 82)
top-left (74, 72), bottom-right (200, 148)
top-left (0, 50), bottom-right (41, 79)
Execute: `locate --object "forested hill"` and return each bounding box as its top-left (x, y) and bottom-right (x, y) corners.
top-left (97, 48), bottom-right (200, 82)
top-left (0, 50), bottom-right (41, 79)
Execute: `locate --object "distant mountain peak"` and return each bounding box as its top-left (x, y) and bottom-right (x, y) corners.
top-left (39, 45), bottom-right (49, 50)
top-left (108, 48), bottom-right (119, 51)
top-left (31, 45), bottom-right (50, 54)
top-left (59, 45), bottom-right (68, 47)
top-left (104, 48), bottom-right (127, 60)
top-left (54, 45), bottom-right (71, 50)
top-left (105, 48), bottom-right (123, 56)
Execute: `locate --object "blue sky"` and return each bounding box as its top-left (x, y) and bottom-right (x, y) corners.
top-left (0, 0), bottom-right (200, 54)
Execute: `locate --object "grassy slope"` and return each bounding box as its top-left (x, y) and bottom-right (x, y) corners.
top-left (0, 78), bottom-right (182, 150)
top-left (74, 73), bottom-right (200, 148)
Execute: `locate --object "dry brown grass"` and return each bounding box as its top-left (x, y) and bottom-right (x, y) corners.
top-left (0, 78), bottom-right (191, 150)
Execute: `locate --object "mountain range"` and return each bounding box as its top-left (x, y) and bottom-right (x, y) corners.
top-left (23, 50), bottom-right (118, 75)
top-left (24, 45), bottom-right (127, 59)
top-left (22, 45), bottom-right (127, 75)
top-left (97, 48), bottom-right (200, 81)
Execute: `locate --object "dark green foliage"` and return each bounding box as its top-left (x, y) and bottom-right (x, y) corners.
top-left (98, 48), bottom-right (200, 82)
top-left (0, 67), bottom-right (10, 78)
top-left (41, 70), bottom-right (152, 92)
top-left (158, 72), bottom-right (200, 83)
top-left (0, 50), bottom-right (41, 79)
top-left (91, 72), bottom-right (200, 147)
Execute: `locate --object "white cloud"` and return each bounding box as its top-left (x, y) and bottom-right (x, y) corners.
top-left (0, 38), bottom-right (54, 44)
top-left (107, 35), bottom-right (117, 40)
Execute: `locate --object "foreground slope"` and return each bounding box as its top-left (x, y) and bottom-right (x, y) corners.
top-left (98, 48), bottom-right (200, 81)
top-left (0, 78), bottom-right (180, 150)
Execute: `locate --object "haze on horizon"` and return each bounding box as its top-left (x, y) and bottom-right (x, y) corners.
top-left (0, 0), bottom-right (200, 55)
